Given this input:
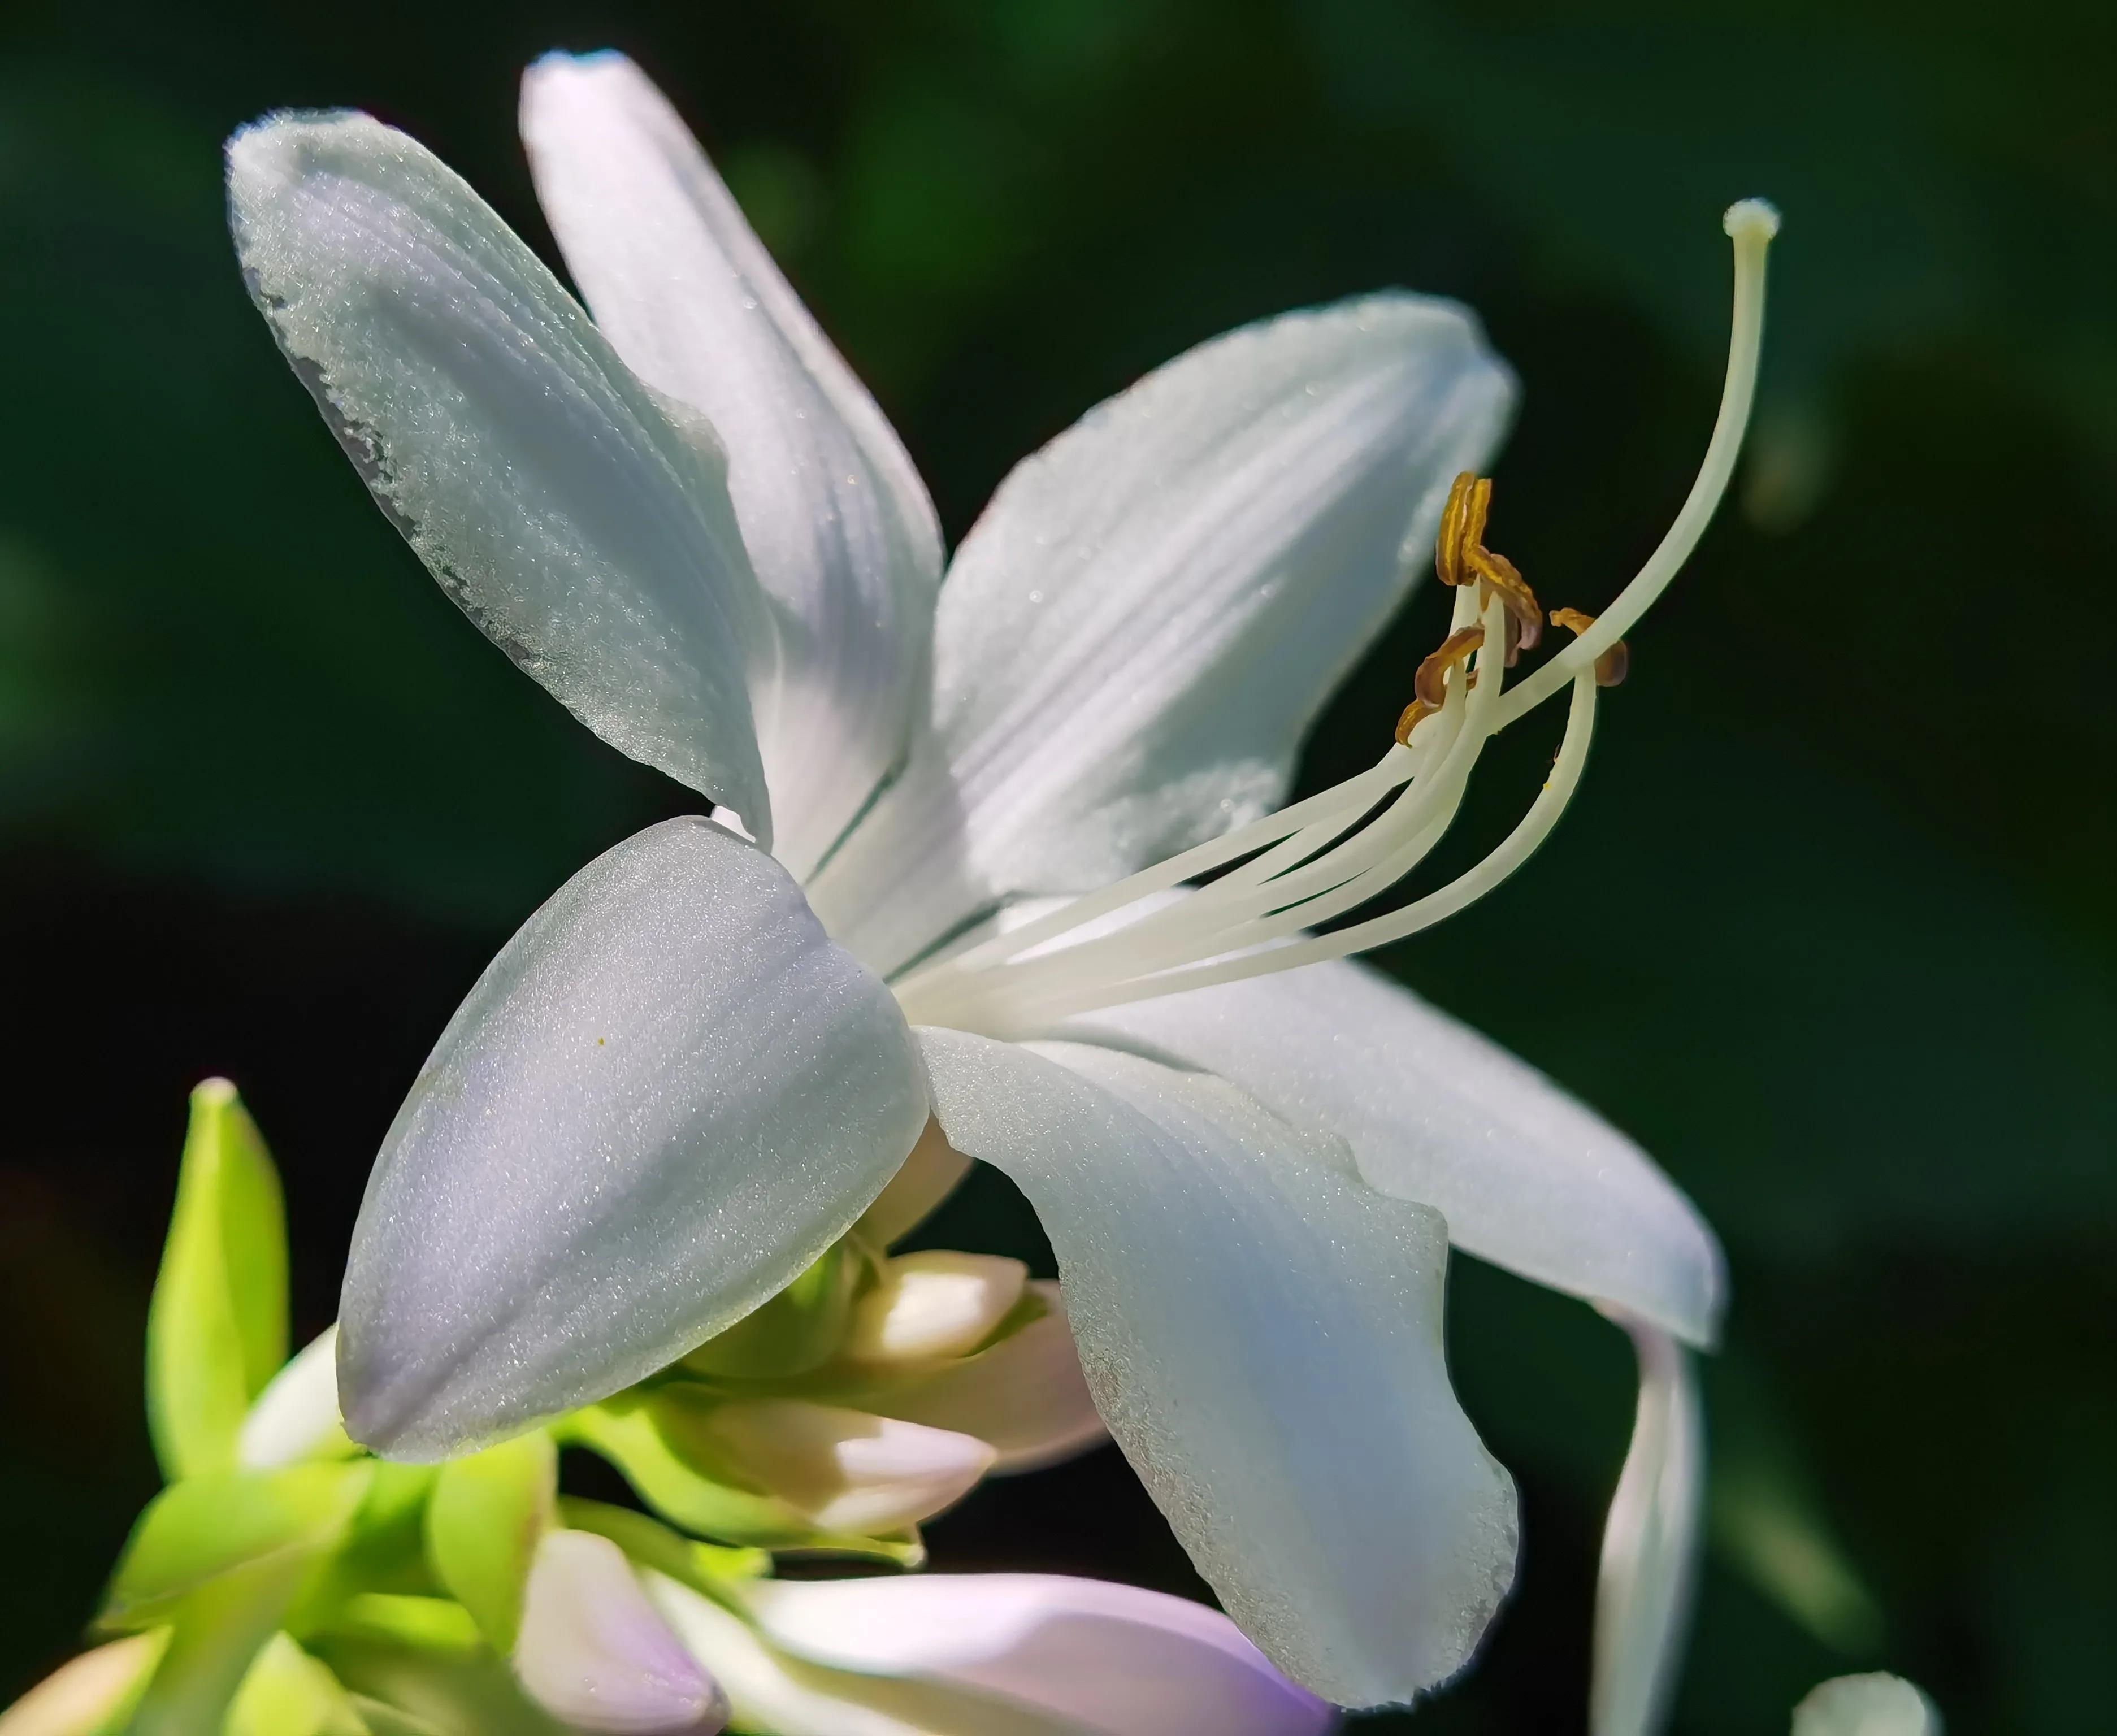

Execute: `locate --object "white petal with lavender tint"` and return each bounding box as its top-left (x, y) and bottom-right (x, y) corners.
top-left (745, 1573), bottom-right (1337, 1736)
top-left (645, 1575), bottom-right (1051, 1736)
top-left (919, 1028), bottom-right (1517, 1708)
top-left (1060, 957), bottom-right (1723, 1345)
top-left (227, 112), bottom-right (777, 841)
top-left (514, 1530), bottom-right (728, 1733)
top-left (522, 53), bottom-right (943, 879)
top-left (339, 818), bottom-right (926, 1459)
top-left (864, 1281), bottom-right (1108, 1473)
top-left (1591, 1320), bottom-right (1703, 1736)
top-left (810, 296), bottom-right (1514, 975)
top-left (699, 1401), bottom-right (995, 1534)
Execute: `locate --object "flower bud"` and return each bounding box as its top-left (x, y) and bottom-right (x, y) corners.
top-left (841, 1252), bottom-right (1029, 1366)
top-left (700, 1400), bottom-right (995, 1535)
top-left (238, 1326), bottom-right (350, 1469)
top-left (514, 1530), bottom-right (729, 1734)
top-left (868, 1281), bottom-right (1107, 1472)
top-left (853, 1119), bottom-right (973, 1247)
top-left (0, 1634), bottom-right (167, 1736)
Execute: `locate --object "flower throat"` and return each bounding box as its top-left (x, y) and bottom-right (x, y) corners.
top-left (894, 199), bottom-right (1780, 1039)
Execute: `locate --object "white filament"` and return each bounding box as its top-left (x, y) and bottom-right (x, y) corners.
top-left (895, 201), bottom-right (1775, 1038)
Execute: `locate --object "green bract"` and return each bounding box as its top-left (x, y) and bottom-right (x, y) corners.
top-left (423, 1435), bottom-right (555, 1652)
top-left (146, 1080), bottom-right (290, 1481)
top-left (7, 1078), bottom-right (1067, 1735)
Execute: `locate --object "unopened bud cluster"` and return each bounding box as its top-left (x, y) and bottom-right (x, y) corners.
top-left (7, 1080), bottom-right (1106, 1735)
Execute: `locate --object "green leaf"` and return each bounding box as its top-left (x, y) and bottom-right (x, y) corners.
top-left (558, 1392), bottom-right (922, 1565)
top-left (307, 1639), bottom-right (573, 1736)
top-left (312, 1597), bottom-right (482, 1657)
top-left (145, 1079), bottom-right (290, 1482)
top-left (555, 1498), bottom-right (769, 1596)
top-left (111, 1471), bottom-right (371, 1736)
top-left (422, 1434), bottom-right (554, 1654)
top-left (344, 1699), bottom-right (448, 1736)
top-left (224, 1634), bottom-right (368, 1736)
top-left (101, 1464), bottom-right (372, 1633)
top-left (289, 1464), bottom-right (444, 1634)
top-left (680, 1243), bottom-right (859, 1381)
top-left (119, 1568), bottom-right (310, 1736)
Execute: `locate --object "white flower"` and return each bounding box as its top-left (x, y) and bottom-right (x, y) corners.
top-left (225, 48), bottom-right (1774, 1711)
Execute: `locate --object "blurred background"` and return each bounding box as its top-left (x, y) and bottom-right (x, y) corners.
top-left (2, 1), bottom-right (2111, 1730)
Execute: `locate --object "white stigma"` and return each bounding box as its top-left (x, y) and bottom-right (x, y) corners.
top-left (894, 203), bottom-right (1777, 1039)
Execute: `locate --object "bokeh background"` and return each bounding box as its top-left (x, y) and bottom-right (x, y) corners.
top-left (2, 1), bottom-right (2111, 1730)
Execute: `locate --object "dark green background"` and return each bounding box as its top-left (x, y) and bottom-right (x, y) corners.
top-left (2, 1), bottom-right (2110, 1730)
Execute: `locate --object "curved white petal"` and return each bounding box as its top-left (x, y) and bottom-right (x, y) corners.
top-left (810, 298), bottom-right (1515, 975)
top-left (1791, 1675), bottom-right (1941, 1736)
top-left (339, 818), bottom-right (926, 1459)
top-left (745, 1574), bottom-right (1335, 1736)
top-left (864, 1280), bottom-right (1108, 1473)
top-left (1058, 957), bottom-right (1723, 1345)
top-left (227, 112), bottom-right (776, 841)
top-left (918, 1029), bottom-right (1517, 1709)
top-left (514, 1531), bottom-right (728, 1733)
top-left (1591, 1320), bottom-right (1703, 1736)
top-left (521, 53), bottom-right (943, 878)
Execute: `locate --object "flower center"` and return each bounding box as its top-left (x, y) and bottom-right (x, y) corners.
top-left (895, 199), bottom-right (1779, 1039)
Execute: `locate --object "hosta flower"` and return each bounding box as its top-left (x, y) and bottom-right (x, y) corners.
top-left (226, 49), bottom-right (1775, 1711)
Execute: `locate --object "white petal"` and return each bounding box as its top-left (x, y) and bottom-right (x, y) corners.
top-left (1059, 957), bottom-right (1723, 1345)
top-left (339, 818), bottom-right (926, 1459)
top-left (853, 1119), bottom-right (974, 1248)
top-left (810, 297), bottom-right (1514, 975)
top-left (700, 1401), bottom-right (995, 1534)
top-left (1590, 1320), bottom-right (1703, 1736)
top-left (238, 1326), bottom-right (348, 1469)
top-left (514, 1531), bottom-right (728, 1733)
top-left (227, 112), bottom-right (776, 843)
top-left (865, 1281), bottom-right (1108, 1473)
top-left (1791, 1675), bottom-right (1942, 1736)
top-left (918, 1029), bottom-right (1517, 1709)
top-left (521, 53), bottom-right (943, 878)
top-left (745, 1574), bottom-right (1337, 1736)
top-left (645, 1574), bottom-right (1053, 1736)
top-left (842, 1252), bottom-right (1030, 1365)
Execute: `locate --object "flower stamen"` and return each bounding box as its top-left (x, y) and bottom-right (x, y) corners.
top-left (1551, 606), bottom-right (1629, 687)
top-left (893, 199), bottom-right (1778, 1038)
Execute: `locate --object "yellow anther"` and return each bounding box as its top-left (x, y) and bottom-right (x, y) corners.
top-left (1434, 471), bottom-right (1541, 656)
top-left (1394, 625), bottom-right (1487, 744)
top-left (1549, 606), bottom-right (1629, 688)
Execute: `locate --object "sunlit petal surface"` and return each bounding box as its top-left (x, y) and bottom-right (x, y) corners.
top-left (340, 818), bottom-right (926, 1459)
top-left (919, 1028), bottom-right (1517, 1708)
top-left (1060, 958), bottom-right (1722, 1343)
top-left (522, 53), bottom-right (943, 878)
top-left (228, 111), bottom-right (777, 840)
top-left (811, 296), bottom-right (1513, 974)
